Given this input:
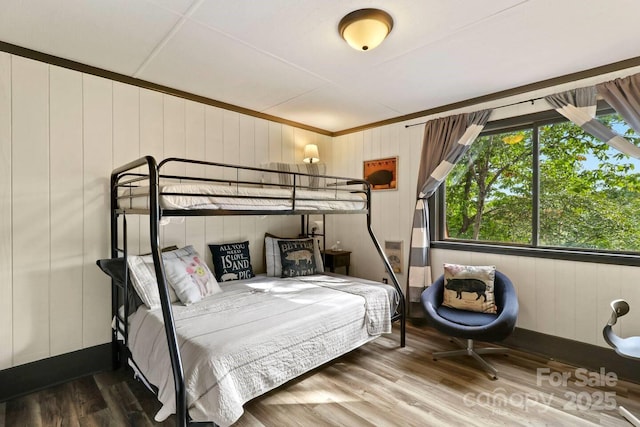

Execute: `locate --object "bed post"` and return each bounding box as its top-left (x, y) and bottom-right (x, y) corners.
top-left (147, 156), bottom-right (189, 427)
top-left (365, 185), bottom-right (406, 347)
top-left (110, 165), bottom-right (120, 370)
top-left (111, 156), bottom-right (190, 426)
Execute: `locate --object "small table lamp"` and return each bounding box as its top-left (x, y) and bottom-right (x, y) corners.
top-left (303, 144), bottom-right (320, 164)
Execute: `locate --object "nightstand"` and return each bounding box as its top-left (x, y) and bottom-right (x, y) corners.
top-left (322, 250), bottom-right (351, 275)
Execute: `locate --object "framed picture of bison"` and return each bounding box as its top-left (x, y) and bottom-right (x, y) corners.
top-left (363, 156), bottom-right (398, 190)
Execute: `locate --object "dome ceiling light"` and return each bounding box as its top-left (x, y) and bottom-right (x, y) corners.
top-left (338, 8), bottom-right (394, 51)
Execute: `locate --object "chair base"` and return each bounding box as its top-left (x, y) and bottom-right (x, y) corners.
top-left (619, 406), bottom-right (640, 426)
top-left (433, 338), bottom-right (508, 379)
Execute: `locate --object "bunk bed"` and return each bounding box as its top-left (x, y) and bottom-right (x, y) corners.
top-left (106, 156), bottom-right (406, 427)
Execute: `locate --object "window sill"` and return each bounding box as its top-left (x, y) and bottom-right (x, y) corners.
top-left (431, 240), bottom-right (640, 267)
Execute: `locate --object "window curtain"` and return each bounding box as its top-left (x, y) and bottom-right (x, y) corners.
top-left (545, 84), bottom-right (640, 159)
top-left (597, 72), bottom-right (640, 136)
top-left (407, 109), bottom-right (492, 317)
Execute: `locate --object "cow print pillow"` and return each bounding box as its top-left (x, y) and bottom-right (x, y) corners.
top-left (209, 241), bottom-right (255, 282)
top-left (278, 238), bottom-right (317, 277)
top-left (442, 264), bottom-right (497, 314)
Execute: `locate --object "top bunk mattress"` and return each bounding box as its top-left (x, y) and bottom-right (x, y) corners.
top-left (118, 183), bottom-right (367, 212)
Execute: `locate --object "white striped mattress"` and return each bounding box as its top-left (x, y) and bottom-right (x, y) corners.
top-left (118, 183), bottom-right (366, 211)
top-left (127, 273), bottom-right (397, 426)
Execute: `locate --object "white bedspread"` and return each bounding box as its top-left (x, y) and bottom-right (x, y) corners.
top-left (127, 274), bottom-right (395, 426)
top-left (119, 183), bottom-right (366, 211)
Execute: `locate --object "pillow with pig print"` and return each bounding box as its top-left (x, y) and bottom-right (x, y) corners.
top-left (209, 241), bottom-right (255, 282)
top-left (128, 245), bottom-right (221, 308)
top-left (442, 263), bottom-right (497, 314)
top-left (278, 238), bottom-right (317, 277)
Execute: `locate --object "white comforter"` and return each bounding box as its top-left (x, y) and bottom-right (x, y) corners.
top-left (127, 274), bottom-right (395, 426)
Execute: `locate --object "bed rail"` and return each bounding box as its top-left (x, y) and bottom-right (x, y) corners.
top-left (114, 157), bottom-right (370, 217)
top-left (110, 156), bottom-right (406, 427)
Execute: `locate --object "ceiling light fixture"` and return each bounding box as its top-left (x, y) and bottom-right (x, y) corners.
top-left (338, 8), bottom-right (393, 51)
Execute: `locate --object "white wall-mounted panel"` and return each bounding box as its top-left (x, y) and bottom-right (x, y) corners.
top-left (574, 262), bottom-right (598, 344)
top-left (139, 89), bottom-right (164, 254)
top-left (222, 111), bottom-right (241, 243)
top-left (554, 260), bottom-right (576, 340)
top-left (239, 115), bottom-right (258, 271)
top-left (266, 122), bottom-right (285, 237)
top-left (140, 89), bottom-right (164, 159)
top-left (82, 74), bottom-right (112, 348)
top-left (49, 66), bottom-right (84, 356)
top-left (511, 256), bottom-right (536, 331)
top-left (0, 52), bottom-right (12, 369)
top-left (11, 56), bottom-right (50, 366)
top-left (253, 119), bottom-right (270, 273)
top-left (281, 125), bottom-right (295, 165)
top-left (619, 266), bottom-right (640, 339)
top-left (162, 95), bottom-right (187, 249)
top-left (203, 106), bottom-right (224, 266)
top-left (113, 82), bottom-right (141, 255)
top-left (185, 100), bottom-right (206, 258)
top-left (268, 122), bottom-right (282, 163)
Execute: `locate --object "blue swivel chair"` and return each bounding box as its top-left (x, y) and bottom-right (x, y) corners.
top-left (420, 270), bottom-right (519, 379)
top-left (603, 299), bottom-right (640, 426)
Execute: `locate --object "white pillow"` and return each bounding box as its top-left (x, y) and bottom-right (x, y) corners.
top-left (126, 256), bottom-right (178, 310)
top-left (264, 234), bottom-right (324, 277)
top-left (128, 246), bottom-right (221, 308)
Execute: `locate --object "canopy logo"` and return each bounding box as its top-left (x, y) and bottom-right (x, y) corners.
top-left (462, 367), bottom-right (618, 414)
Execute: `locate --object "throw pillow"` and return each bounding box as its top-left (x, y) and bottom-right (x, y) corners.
top-left (161, 246), bottom-right (222, 304)
top-left (264, 233), bottom-right (324, 277)
top-left (278, 238), bottom-right (317, 277)
top-left (208, 241), bottom-right (255, 282)
top-left (128, 246), bottom-right (221, 308)
top-left (442, 263), bottom-right (497, 314)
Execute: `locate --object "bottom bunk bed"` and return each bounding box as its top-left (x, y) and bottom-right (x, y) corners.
top-left (127, 273), bottom-right (399, 426)
top-left (99, 243), bottom-right (400, 426)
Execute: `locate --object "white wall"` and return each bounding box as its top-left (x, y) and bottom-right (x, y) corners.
top-left (3, 50), bottom-right (640, 371)
top-left (0, 52), bottom-right (330, 369)
top-left (325, 65), bottom-right (640, 350)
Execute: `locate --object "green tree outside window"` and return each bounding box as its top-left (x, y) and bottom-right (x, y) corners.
top-left (445, 113), bottom-right (640, 252)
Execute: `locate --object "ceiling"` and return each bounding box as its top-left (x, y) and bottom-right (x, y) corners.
top-left (1, 0), bottom-right (640, 133)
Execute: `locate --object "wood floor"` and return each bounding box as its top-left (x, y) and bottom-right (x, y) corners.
top-left (2, 323), bottom-right (640, 427)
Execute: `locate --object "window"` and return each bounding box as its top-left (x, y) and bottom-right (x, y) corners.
top-left (441, 109), bottom-right (640, 254)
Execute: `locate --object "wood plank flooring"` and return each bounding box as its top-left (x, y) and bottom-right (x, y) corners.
top-left (2, 323), bottom-right (640, 426)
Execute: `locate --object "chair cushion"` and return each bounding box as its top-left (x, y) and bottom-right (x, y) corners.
top-left (442, 263), bottom-right (498, 314)
top-left (436, 305), bottom-right (499, 327)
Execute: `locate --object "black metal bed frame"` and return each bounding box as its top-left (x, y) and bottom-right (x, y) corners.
top-left (109, 156), bottom-right (406, 427)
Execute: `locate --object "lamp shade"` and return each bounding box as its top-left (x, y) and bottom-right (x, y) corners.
top-left (339, 9), bottom-right (393, 51)
top-left (303, 144), bottom-right (320, 164)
